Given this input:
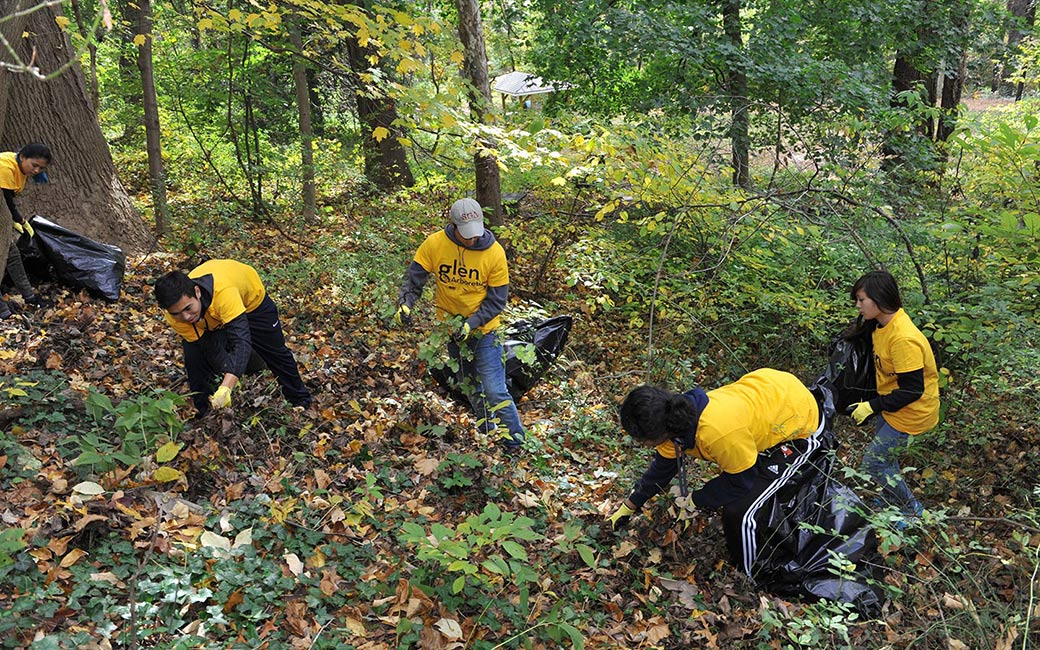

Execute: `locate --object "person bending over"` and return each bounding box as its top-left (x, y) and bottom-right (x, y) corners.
top-left (154, 259), bottom-right (312, 417)
top-left (607, 368), bottom-right (823, 528)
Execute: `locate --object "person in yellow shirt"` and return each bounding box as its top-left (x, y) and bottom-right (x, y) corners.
top-left (154, 259), bottom-right (312, 417)
top-left (846, 270), bottom-right (939, 517)
top-left (395, 198), bottom-right (525, 454)
top-left (606, 368), bottom-right (823, 527)
top-left (0, 143), bottom-right (51, 319)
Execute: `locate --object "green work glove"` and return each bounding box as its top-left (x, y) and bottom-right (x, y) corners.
top-left (452, 321), bottom-right (472, 343)
top-left (394, 303), bottom-right (412, 326)
top-left (13, 220), bottom-right (34, 238)
top-left (608, 503), bottom-right (635, 529)
top-left (209, 385), bottom-right (233, 410)
top-left (848, 401), bottom-right (874, 425)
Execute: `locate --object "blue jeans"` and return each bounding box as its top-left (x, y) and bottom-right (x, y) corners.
top-left (448, 332), bottom-right (525, 446)
top-left (860, 417), bottom-right (923, 516)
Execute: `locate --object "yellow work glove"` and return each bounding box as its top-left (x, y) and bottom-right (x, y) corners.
top-left (848, 401), bottom-right (874, 425)
top-left (452, 321), bottom-right (472, 343)
top-left (394, 303), bottom-right (412, 326)
top-left (209, 385), bottom-right (233, 410)
top-left (608, 503), bottom-right (635, 529)
top-left (13, 221), bottom-right (34, 238)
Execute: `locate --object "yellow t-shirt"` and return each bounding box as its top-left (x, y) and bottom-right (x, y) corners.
top-left (657, 368), bottom-right (819, 474)
top-left (164, 259), bottom-right (266, 342)
top-left (872, 308), bottom-right (940, 435)
top-left (413, 230), bottom-right (509, 333)
top-left (0, 152), bottom-right (28, 193)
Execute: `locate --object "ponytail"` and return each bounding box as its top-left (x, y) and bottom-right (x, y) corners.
top-left (620, 385), bottom-right (698, 444)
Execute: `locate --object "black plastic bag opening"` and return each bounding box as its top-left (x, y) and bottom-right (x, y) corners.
top-left (430, 315), bottom-right (573, 402)
top-left (821, 322), bottom-right (878, 413)
top-left (14, 215), bottom-right (126, 302)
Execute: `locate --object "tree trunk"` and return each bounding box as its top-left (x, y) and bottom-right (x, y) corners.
top-left (1000, 0), bottom-right (1035, 96)
top-left (722, 0), bottom-right (750, 189)
top-left (0, 3), bottom-right (30, 275)
top-left (136, 0), bottom-right (169, 238)
top-left (0, 3), bottom-right (151, 254)
top-left (290, 24), bottom-right (317, 224)
top-left (342, 6), bottom-right (415, 192)
top-left (306, 65), bottom-right (325, 138)
top-left (68, 0), bottom-right (100, 111)
top-left (116, 0), bottom-right (144, 144)
top-left (455, 0), bottom-right (504, 225)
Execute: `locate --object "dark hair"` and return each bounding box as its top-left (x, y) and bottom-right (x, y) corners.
top-left (154, 271), bottom-right (196, 309)
top-left (19, 143), bottom-right (51, 163)
top-left (619, 385), bottom-right (699, 444)
top-left (850, 269), bottom-right (902, 313)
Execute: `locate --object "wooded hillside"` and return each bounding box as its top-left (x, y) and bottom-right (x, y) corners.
top-left (1, 0), bottom-right (1039, 648)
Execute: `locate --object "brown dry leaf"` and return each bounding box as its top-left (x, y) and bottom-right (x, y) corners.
top-left (314, 468), bottom-right (332, 490)
top-left (285, 600), bottom-right (310, 637)
top-left (343, 615), bottom-right (366, 637)
top-left (948, 640), bottom-right (969, 650)
top-left (613, 540), bottom-right (637, 559)
top-left (223, 589), bottom-right (244, 614)
top-left (419, 626), bottom-right (444, 650)
top-left (45, 351), bottom-right (63, 370)
top-left (91, 572), bottom-right (126, 588)
top-left (47, 536), bottom-right (72, 556)
top-left (59, 548), bottom-right (88, 568)
top-left (74, 513), bottom-right (109, 532)
top-left (414, 456), bottom-right (439, 476)
top-left (645, 617), bottom-right (671, 643)
top-left (320, 568), bottom-right (339, 596)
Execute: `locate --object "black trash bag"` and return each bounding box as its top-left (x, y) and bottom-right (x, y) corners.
top-left (720, 384), bottom-right (886, 616)
top-left (431, 315), bottom-right (573, 402)
top-left (15, 215), bottom-right (126, 302)
top-left (820, 322), bottom-right (878, 413)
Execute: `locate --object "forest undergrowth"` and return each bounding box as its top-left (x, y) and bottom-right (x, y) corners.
top-left (1, 188), bottom-right (1039, 649)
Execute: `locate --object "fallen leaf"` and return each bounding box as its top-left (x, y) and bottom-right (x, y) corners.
top-left (284, 552), bottom-right (304, 576)
top-left (45, 351), bottom-right (63, 370)
top-left (435, 618), bottom-right (463, 640)
top-left (414, 456), bottom-right (439, 476)
top-left (60, 548), bottom-right (88, 568)
top-left (72, 481), bottom-right (105, 495)
top-left (200, 531), bottom-right (231, 551)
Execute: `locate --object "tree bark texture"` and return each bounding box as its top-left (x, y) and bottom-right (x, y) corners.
top-left (1001, 0), bottom-right (1035, 97)
top-left (455, 0), bottom-right (503, 225)
top-left (0, 2), bottom-right (151, 254)
top-left (722, 0), bottom-right (749, 189)
top-left (343, 1), bottom-right (414, 191)
top-left (290, 24), bottom-right (317, 223)
top-left (0, 1), bottom-right (30, 275)
top-left (136, 0), bottom-right (170, 237)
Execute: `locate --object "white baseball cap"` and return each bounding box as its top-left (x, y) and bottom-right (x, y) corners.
top-left (450, 198), bottom-right (484, 239)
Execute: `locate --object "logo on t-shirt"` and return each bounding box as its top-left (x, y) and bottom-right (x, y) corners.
top-left (439, 259), bottom-right (482, 285)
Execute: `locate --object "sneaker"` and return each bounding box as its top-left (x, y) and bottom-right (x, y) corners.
top-left (0, 301), bottom-right (11, 320)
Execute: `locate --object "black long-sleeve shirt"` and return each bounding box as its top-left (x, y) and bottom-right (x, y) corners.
top-left (4, 188), bottom-right (23, 222)
top-left (869, 368), bottom-right (924, 413)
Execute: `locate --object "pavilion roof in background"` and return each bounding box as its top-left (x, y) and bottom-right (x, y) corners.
top-left (492, 71), bottom-right (570, 97)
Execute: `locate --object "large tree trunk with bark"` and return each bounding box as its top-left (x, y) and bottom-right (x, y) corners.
top-left (136, 0), bottom-right (170, 237)
top-left (722, 0), bottom-right (749, 189)
top-left (0, 3), bottom-right (30, 275)
top-left (343, 1), bottom-right (414, 191)
top-left (290, 23), bottom-right (317, 224)
top-left (455, 0), bottom-right (503, 225)
top-left (0, 2), bottom-right (152, 254)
